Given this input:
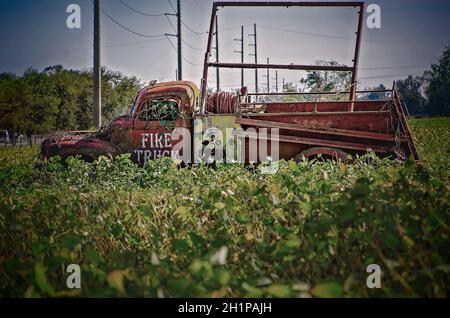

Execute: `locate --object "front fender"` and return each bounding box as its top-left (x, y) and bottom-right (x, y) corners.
top-left (41, 133), bottom-right (122, 162)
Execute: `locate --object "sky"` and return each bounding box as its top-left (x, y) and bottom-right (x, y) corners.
top-left (0, 0), bottom-right (449, 91)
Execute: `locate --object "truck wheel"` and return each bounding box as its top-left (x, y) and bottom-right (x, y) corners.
top-left (294, 147), bottom-right (353, 163)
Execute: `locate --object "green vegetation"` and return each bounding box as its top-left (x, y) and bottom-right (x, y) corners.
top-left (0, 66), bottom-right (142, 143)
top-left (0, 118), bottom-right (449, 298)
top-left (397, 45), bottom-right (450, 116)
top-left (292, 46), bottom-right (450, 116)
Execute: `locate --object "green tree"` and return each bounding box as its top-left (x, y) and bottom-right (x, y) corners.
top-left (300, 60), bottom-right (352, 101)
top-left (101, 68), bottom-right (142, 124)
top-left (0, 65), bottom-right (143, 136)
top-left (396, 76), bottom-right (426, 116)
top-left (281, 82), bottom-right (304, 102)
top-left (424, 45), bottom-right (450, 116)
top-left (19, 69), bottom-right (59, 144)
top-left (0, 73), bottom-right (24, 143)
top-left (358, 84), bottom-right (389, 101)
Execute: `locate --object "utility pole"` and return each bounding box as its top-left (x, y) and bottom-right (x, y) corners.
top-left (265, 58), bottom-right (270, 93)
top-left (272, 70), bottom-right (278, 93)
top-left (93, 0), bottom-right (101, 128)
top-left (215, 17), bottom-right (220, 91)
top-left (234, 26), bottom-right (244, 88)
top-left (165, 0), bottom-right (182, 80)
top-left (176, 0), bottom-right (182, 80)
top-left (249, 24), bottom-right (258, 95)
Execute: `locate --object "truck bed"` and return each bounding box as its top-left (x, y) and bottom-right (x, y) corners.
top-left (232, 89), bottom-right (418, 162)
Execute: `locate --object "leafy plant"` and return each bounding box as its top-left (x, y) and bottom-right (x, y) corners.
top-left (0, 118), bottom-right (448, 298)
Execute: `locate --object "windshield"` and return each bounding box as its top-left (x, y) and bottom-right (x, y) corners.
top-left (138, 98), bottom-right (179, 122)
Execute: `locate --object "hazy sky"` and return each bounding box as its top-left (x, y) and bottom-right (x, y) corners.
top-left (0, 0), bottom-right (449, 91)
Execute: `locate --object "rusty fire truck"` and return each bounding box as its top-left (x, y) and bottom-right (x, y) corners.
top-left (40, 2), bottom-right (419, 164)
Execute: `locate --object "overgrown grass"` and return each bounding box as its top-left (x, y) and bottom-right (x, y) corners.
top-left (0, 118), bottom-right (449, 298)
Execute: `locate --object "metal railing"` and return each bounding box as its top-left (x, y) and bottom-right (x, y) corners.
top-left (2, 135), bottom-right (46, 148)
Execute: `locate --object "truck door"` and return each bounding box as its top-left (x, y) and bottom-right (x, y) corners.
top-left (131, 96), bottom-right (182, 165)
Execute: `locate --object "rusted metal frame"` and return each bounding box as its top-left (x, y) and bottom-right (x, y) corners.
top-left (200, 3), bottom-right (218, 114)
top-left (392, 83), bottom-right (419, 160)
top-left (348, 3), bottom-right (364, 110)
top-left (247, 89), bottom-right (392, 96)
top-left (390, 85), bottom-right (408, 132)
top-left (236, 117), bottom-right (400, 142)
top-left (401, 100), bottom-right (411, 118)
top-left (201, 2), bottom-right (365, 112)
top-left (208, 62), bottom-right (354, 72)
top-left (215, 2), bottom-right (364, 8)
top-left (235, 131), bottom-right (392, 153)
top-left (244, 110), bottom-right (390, 116)
top-left (240, 100), bottom-right (377, 105)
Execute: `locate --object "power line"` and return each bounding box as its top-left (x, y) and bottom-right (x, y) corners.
top-left (119, 0), bottom-right (166, 17)
top-left (182, 20), bottom-right (208, 35)
top-left (360, 65), bottom-right (429, 70)
top-left (166, 36), bottom-right (202, 66)
top-left (260, 25), bottom-right (354, 41)
top-left (165, 14), bottom-right (177, 33)
top-left (181, 39), bottom-right (204, 51)
top-left (210, 74), bottom-right (420, 89)
top-left (182, 25), bottom-right (248, 38)
top-left (39, 37), bottom-right (166, 56)
top-left (165, 13), bottom-right (204, 51)
top-left (260, 25), bottom-right (440, 46)
top-left (190, 0), bottom-right (208, 13)
top-left (165, 10), bottom-right (205, 51)
top-left (359, 72), bottom-right (424, 80)
top-left (167, 0), bottom-right (176, 13)
top-left (166, 36), bottom-right (178, 51)
top-left (101, 9), bottom-right (165, 38)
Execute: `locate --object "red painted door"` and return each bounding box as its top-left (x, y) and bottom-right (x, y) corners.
top-left (131, 96), bottom-right (189, 165)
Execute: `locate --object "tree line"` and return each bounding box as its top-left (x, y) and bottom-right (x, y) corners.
top-left (0, 65), bottom-right (142, 143)
top-left (0, 45), bottom-right (448, 142)
top-left (286, 45), bottom-right (450, 117)
top-left (396, 45), bottom-right (450, 116)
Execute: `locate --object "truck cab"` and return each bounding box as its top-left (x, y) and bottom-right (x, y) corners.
top-left (41, 2), bottom-right (419, 165)
top-left (40, 81), bottom-right (199, 164)
top-left (109, 81), bottom-right (198, 165)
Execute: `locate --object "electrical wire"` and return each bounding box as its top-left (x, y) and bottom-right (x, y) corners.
top-left (182, 39), bottom-right (204, 51)
top-left (101, 9), bottom-right (165, 38)
top-left (182, 20), bottom-right (208, 35)
top-left (119, 0), bottom-right (166, 17)
top-left (360, 65), bottom-right (429, 70)
top-left (260, 25), bottom-right (354, 41)
top-left (167, 0), bottom-right (176, 13)
top-left (359, 73), bottom-right (424, 80)
top-left (165, 36), bottom-right (203, 66)
top-left (260, 25), bottom-right (440, 46)
top-left (165, 14), bottom-right (177, 33)
top-left (105, 38), bottom-right (166, 48)
top-left (190, 0), bottom-right (208, 13)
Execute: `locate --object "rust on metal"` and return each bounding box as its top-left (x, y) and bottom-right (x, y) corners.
top-left (41, 1), bottom-right (420, 165)
top-left (200, 1), bottom-right (365, 112)
top-left (207, 62), bottom-right (354, 72)
top-left (235, 117), bottom-right (403, 142)
top-left (234, 130), bottom-right (392, 153)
